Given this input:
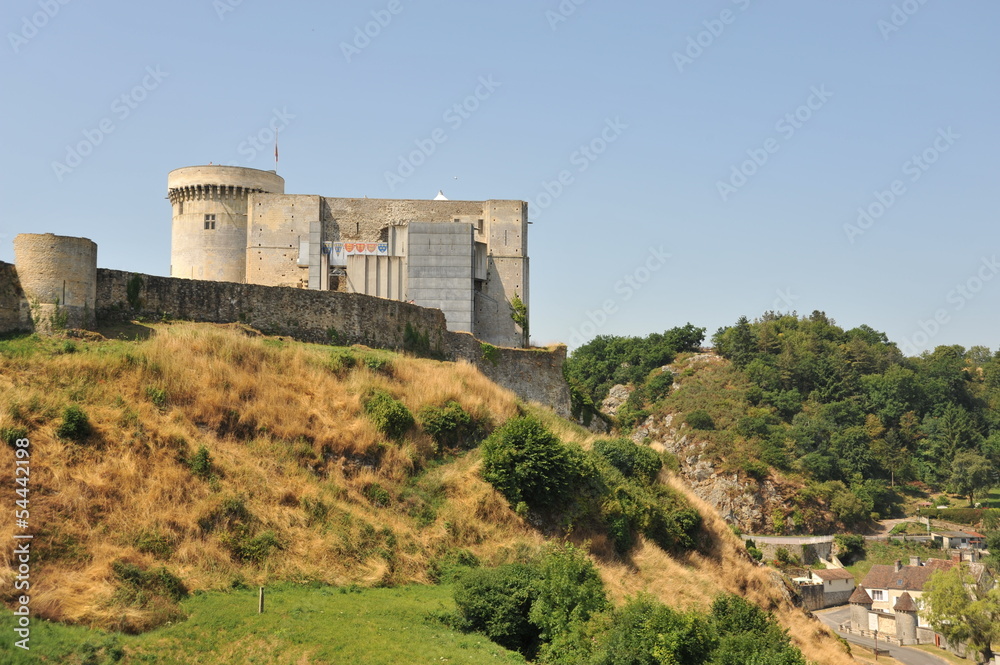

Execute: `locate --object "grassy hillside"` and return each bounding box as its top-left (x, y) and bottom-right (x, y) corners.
top-left (0, 323), bottom-right (853, 663)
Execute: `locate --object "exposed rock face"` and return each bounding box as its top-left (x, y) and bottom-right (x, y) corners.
top-left (634, 412), bottom-right (787, 534)
top-left (601, 384), bottom-right (633, 416)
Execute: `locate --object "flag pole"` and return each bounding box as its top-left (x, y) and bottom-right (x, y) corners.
top-left (274, 128), bottom-right (279, 173)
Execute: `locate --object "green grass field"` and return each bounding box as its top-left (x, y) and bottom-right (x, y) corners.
top-left (0, 584), bottom-right (525, 664)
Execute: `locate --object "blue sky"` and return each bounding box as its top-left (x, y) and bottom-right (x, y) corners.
top-left (2, 0), bottom-right (997, 354)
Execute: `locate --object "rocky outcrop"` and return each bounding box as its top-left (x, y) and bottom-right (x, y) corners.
top-left (633, 412), bottom-right (789, 534)
top-left (600, 384), bottom-right (633, 416)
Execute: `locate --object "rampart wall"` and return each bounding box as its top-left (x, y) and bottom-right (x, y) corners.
top-left (0, 261), bottom-right (570, 416)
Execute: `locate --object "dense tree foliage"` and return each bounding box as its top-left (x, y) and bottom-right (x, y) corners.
top-left (923, 566), bottom-right (1000, 663)
top-left (454, 548), bottom-right (808, 665)
top-left (480, 418), bottom-right (701, 555)
top-left (709, 311), bottom-right (1000, 521)
top-left (565, 324), bottom-right (705, 404)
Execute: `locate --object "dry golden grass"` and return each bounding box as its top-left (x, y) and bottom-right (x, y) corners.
top-left (0, 323), bottom-right (857, 662)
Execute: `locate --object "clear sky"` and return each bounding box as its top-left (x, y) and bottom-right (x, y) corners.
top-left (2, 1), bottom-right (997, 354)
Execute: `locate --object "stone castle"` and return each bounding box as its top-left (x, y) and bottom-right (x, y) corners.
top-left (168, 165), bottom-right (529, 348)
top-left (0, 167), bottom-right (567, 414)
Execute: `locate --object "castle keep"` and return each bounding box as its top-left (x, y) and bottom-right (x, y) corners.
top-left (168, 165), bottom-right (529, 348)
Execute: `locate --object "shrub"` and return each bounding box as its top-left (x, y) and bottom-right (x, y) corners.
top-left (363, 389), bottom-right (414, 440)
top-left (56, 404), bottom-right (91, 440)
top-left (111, 560), bottom-right (188, 603)
top-left (134, 530), bottom-right (177, 559)
top-left (480, 416), bottom-right (585, 510)
top-left (833, 534), bottom-right (865, 561)
top-left (685, 409), bottom-right (715, 430)
top-left (644, 369), bottom-right (674, 402)
top-left (592, 438), bottom-right (662, 484)
top-left (1, 426), bottom-right (28, 449)
top-left (363, 482), bottom-right (391, 507)
top-left (529, 544), bottom-right (608, 644)
top-left (453, 563), bottom-right (542, 658)
top-left (480, 343), bottom-right (500, 366)
top-left (328, 348), bottom-right (356, 374)
top-left (189, 445), bottom-right (213, 479)
top-left (145, 385), bottom-right (167, 408)
top-left (222, 528), bottom-right (282, 564)
top-left (593, 594), bottom-right (716, 665)
top-left (363, 355), bottom-right (393, 376)
top-left (420, 401), bottom-right (481, 451)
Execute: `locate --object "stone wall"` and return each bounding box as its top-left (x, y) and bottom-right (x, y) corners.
top-left (0, 262), bottom-right (31, 333)
top-left (93, 269), bottom-right (570, 416)
top-left (797, 584), bottom-right (825, 612)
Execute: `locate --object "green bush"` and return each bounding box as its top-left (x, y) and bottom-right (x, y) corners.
top-left (189, 445), bottom-right (213, 479)
top-left (592, 438), bottom-right (662, 484)
top-left (222, 528), bottom-right (282, 564)
top-left (593, 594), bottom-right (716, 665)
top-left (419, 401), bottom-right (481, 451)
top-left (363, 482), bottom-right (391, 507)
top-left (363, 355), bottom-right (393, 376)
top-left (111, 560), bottom-right (188, 603)
top-left (480, 416), bottom-right (585, 511)
top-left (56, 404), bottom-right (91, 440)
top-left (834, 534), bottom-right (865, 562)
top-left (145, 386), bottom-right (167, 408)
top-left (363, 389), bottom-right (414, 440)
top-left (133, 530), bottom-right (177, 559)
top-left (644, 369), bottom-right (674, 402)
top-left (480, 343), bottom-right (500, 366)
top-left (530, 545), bottom-right (608, 645)
top-left (453, 563), bottom-right (542, 658)
top-left (328, 348), bottom-right (357, 374)
top-left (685, 409), bottom-right (715, 431)
top-left (1, 426), bottom-right (28, 448)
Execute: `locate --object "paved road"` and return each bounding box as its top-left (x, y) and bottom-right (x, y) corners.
top-left (814, 607), bottom-right (948, 665)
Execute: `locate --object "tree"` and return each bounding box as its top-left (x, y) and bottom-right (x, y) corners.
top-left (923, 566), bottom-right (1000, 664)
top-left (509, 294), bottom-right (529, 347)
top-left (949, 451), bottom-right (994, 506)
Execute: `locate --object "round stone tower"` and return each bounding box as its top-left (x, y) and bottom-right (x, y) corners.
top-left (168, 165), bottom-right (285, 283)
top-left (13, 233), bottom-right (97, 332)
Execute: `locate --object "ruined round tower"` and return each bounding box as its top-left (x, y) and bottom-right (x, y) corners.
top-left (168, 165), bottom-right (285, 283)
top-left (13, 233), bottom-right (97, 331)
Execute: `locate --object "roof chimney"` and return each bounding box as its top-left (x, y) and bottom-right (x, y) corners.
top-left (909, 556), bottom-right (921, 567)
top-left (894, 560), bottom-right (902, 573)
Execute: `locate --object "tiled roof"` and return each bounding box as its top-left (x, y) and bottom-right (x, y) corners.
top-left (860, 563), bottom-right (946, 592)
top-left (849, 585), bottom-right (873, 605)
top-left (894, 592), bottom-right (918, 612)
top-left (813, 568), bottom-right (855, 581)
